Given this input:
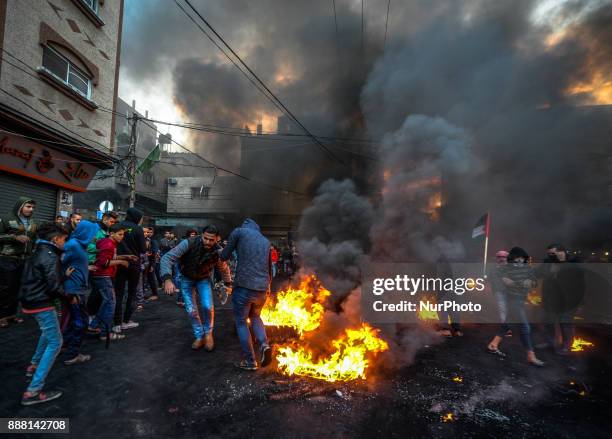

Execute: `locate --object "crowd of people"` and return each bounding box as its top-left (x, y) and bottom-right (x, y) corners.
top-left (1, 199), bottom-right (275, 406)
top-left (0, 196), bottom-right (589, 406)
top-left (436, 244), bottom-right (585, 368)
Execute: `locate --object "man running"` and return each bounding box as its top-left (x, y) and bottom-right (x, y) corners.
top-left (160, 225), bottom-right (232, 351)
top-left (220, 218), bottom-right (272, 371)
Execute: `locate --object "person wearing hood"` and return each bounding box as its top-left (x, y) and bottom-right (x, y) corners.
top-left (114, 208), bottom-right (144, 332)
top-left (220, 218), bottom-right (272, 371)
top-left (0, 197), bottom-right (36, 328)
top-left (85, 211), bottom-right (118, 325)
top-left (62, 220), bottom-right (97, 365)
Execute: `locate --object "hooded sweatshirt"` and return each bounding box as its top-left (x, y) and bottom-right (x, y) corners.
top-left (117, 207), bottom-right (146, 257)
top-left (221, 218), bottom-right (271, 291)
top-left (63, 220), bottom-right (97, 294)
top-left (0, 197), bottom-right (37, 258)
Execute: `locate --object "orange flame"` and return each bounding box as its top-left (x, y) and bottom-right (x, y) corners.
top-left (276, 323), bottom-right (389, 382)
top-left (261, 275), bottom-right (330, 334)
top-left (441, 413), bottom-right (455, 422)
top-left (527, 290), bottom-right (542, 306)
top-left (571, 337), bottom-right (594, 352)
top-left (264, 275), bottom-right (389, 382)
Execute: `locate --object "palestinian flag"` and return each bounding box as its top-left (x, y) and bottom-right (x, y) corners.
top-left (137, 144), bottom-right (160, 174)
top-left (472, 213), bottom-right (490, 238)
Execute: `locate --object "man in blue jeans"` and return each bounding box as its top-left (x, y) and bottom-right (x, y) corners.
top-left (18, 222), bottom-right (70, 405)
top-left (161, 225), bottom-right (232, 351)
top-left (221, 218), bottom-right (273, 371)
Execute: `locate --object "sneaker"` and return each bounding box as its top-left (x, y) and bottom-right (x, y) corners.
top-left (86, 327), bottom-right (101, 335)
top-left (64, 354), bottom-right (91, 365)
top-left (25, 364), bottom-right (37, 378)
top-left (505, 329), bottom-right (513, 337)
top-left (528, 358), bottom-right (545, 367)
top-left (112, 325), bottom-right (122, 333)
top-left (234, 360), bottom-right (258, 371)
top-left (21, 390), bottom-right (62, 406)
top-left (191, 338), bottom-right (205, 350)
top-left (147, 295), bottom-right (159, 302)
top-left (121, 321), bottom-right (139, 330)
top-left (437, 329), bottom-right (452, 337)
top-left (204, 333), bottom-right (214, 352)
top-left (100, 332), bottom-right (126, 341)
top-left (260, 345), bottom-right (272, 367)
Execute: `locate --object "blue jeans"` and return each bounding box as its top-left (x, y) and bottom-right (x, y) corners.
top-left (174, 263), bottom-right (183, 303)
top-left (498, 294), bottom-right (534, 351)
top-left (494, 290), bottom-right (511, 334)
top-left (232, 287), bottom-right (268, 365)
top-left (181, 277), bottom-right (214, 339)
top-left (28, 309), bottom-right (62, 392)
top-left (91, 277), bottom-right (115, 336)
top-left (63, 294), bottom-right (87, 359)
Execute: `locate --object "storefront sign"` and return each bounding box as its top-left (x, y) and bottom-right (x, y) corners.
top-left (0, 134), bottom-right (99, 192)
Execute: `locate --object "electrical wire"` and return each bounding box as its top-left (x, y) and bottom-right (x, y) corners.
top-left (384, 0), bottom-right (391, 49)
top-left (179, 0), bottom-right (346, 165)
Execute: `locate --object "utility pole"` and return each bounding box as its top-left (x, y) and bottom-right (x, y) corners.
top-left (128, 114), bottom-right (139, 208)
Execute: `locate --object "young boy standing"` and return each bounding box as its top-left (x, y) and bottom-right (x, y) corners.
top-left (62, 220), bottom-right (98, 365)
top-left (19, 223), bottom-right (70, 405)
top-left (91, 224), bottom-right (129, 341)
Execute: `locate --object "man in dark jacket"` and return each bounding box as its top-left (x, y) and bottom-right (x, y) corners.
top-left (114, 208), bottom-right (144, 332)
top-left (0, 197), bottom-right (36, 327)
top-left (538, 244), bottom-right (585, 354)
top-left (161, 225), bottom-right (232, 351)
top-left (19, 222), bottom-right (70, 405)
top-left (142, 226), bottom-right (160, 301)
top-left (220, 218), bottom-right (272, 370)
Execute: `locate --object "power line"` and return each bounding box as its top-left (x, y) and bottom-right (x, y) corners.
top-left (332, 0), bottom-right (339, 47)
top-left (179, 0), bottom-right (346, 165)
top-left (144, 117), bottom-right (379, 145)
top-left (362, 0), bottom-right (365, 52)
top-left (384, 0), bottom-right (391, 49)
top-left (139, 118), bottom-right (309, 197)
top-left (2, 45), bottom-right (378, 164)
top-left (0, 87), bottom-right (116, 156)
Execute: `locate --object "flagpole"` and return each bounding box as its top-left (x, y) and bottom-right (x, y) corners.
top-left (483, 212), bottom-right (490, 278)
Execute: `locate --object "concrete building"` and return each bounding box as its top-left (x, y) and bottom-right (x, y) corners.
top-left (0, 0), bottom-right (123, 220)
top-left (164, 173), bottom-right (237, 236)
top-left (76, 98), bottom-right (205, 219)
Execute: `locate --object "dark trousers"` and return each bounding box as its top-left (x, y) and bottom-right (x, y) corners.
top-left (144, 266), bottom-right (159, 297)
top-left (63, 294), bottom-right (87, 359)
top-left (545, 310), bottom-right (575, 350)
top-left (114, 263), bottom-right (140, 325)
top-left (0, 256), bottom-right (23, 319)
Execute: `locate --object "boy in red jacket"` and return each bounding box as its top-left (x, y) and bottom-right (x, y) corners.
top-left (91, 224), bottom-right (133, 341)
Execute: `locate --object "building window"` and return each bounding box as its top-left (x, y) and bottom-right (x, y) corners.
top-left (42, 46), bottom-right (91, 99)
top-left (191, 187), bottom-right (209, 199)
top-left (142, 171), bottom-right (155, 186)
top-left (82, 0), bottom-right (99, 14)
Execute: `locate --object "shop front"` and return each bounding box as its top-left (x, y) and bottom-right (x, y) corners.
top-left (0, 132), bottom-right (102, 221)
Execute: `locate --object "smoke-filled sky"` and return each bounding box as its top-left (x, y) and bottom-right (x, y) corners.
top-left (119, 0), bottom-right (612, 260)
